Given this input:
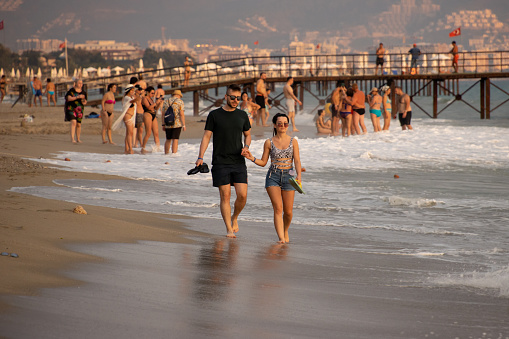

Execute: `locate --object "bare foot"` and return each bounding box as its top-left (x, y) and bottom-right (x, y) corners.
top-left (293, 129), bottom-right (300, 132)
top-left (102, 140), bottom-right (108, 144)
top-left (226, 232), bottom-right (237, 238)
top-left (140, 148), bottom-right (147, 154)
top-left (72, 140), bottom-right (77, 144)
top-left (77, 140), bottom-right (82, 143)
top-left (109, 141), bottom-right (116, 145)
top-left (277, 239), bottom-right (285, 244)
top-left (232, 218), bottom-right (239, 233)
top-left (284, 232), bottom-right (290, 243)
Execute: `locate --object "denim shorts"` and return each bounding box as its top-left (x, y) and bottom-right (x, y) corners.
top-left (265, 167), bottom-right (296, 191)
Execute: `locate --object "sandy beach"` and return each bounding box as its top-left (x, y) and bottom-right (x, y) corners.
top-left (0, 103), bottom-right (210, 308)
top-left (1, 102), bottom-right (509, 338)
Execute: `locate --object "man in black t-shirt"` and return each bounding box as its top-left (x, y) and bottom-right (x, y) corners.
top-left (196, 84), bottom-right (252, 238)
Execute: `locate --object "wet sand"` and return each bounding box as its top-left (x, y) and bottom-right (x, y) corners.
top-left (1, 103), bottom-right (508, 338)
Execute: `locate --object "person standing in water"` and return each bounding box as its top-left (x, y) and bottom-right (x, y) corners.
top-left (394, 87), bottom-right (413, 131)
top-left (196, 84), bottom-right (251, 238)
top-left (242, 113), bottom-right (302, 244)
top-left (283, 76), bottom-right (302, 132)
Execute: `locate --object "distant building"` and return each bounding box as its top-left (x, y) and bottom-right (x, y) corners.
top-left (74, 40), bottom-right (143, 61)
top-left (147, 39), bottom-right (190, 52)
top-left (17, 38), bottom-right (70, 53)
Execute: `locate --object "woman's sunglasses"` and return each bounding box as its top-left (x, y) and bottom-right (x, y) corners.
top-left (276, 122), bottom-right (289, 127)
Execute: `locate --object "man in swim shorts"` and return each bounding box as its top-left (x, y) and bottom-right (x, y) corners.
top-left (283, 76), bottom-right (302, 132)
top-left (449, 41), bottom-right (459, 73)
top-left (196, 84), bottom-right (252, 238)
top-left (395, 87), bottom-right (413, 130)
top-left (375, 43), bottom-right (385, 75)
top-left (352, 83), bottom-right (367, 134)
top-left (255, 72), bottom-right (267, 126)
top-left (32, 76), bottom-right (43, 107)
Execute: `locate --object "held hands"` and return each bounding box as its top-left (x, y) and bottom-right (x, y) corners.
top-left (241, 148), bottom-right (253, 160)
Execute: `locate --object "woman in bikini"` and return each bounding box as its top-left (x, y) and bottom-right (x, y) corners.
top-left (382, 86), bottom-right (392, 131)
top-left (112, 85), bottom-right (137, 154)
top-left (101, 83), bottom-right (117, 144)
top-left (45, 78), bottom-right (57, 107)
top-left (141, 86), bottom-right (163, 153)
top-left (339, 87), bottom-right (354, 137)
top-left (239, 91), bottom-right (260, 127)
top-left (368, 87), bottom-right (382, 133)
top-left (242, 113), bottom-right (302, 244)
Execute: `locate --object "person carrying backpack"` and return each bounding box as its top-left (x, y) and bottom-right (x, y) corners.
top-left (162, 90), bottom-right (186, 154)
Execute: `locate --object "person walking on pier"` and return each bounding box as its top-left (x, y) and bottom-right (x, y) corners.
top-left (352, 84), bottom-right (367, 135)
top-left (450, 41), bottom-right (459, 73)
top-left (255, 72), bottom-right (268, 127)
top-left (394, 87), bottom-right (413, 131)
top-left (196, 84), bottom-right (252, 238)
top-left (408, 44), bottom-right (421, 75)
top-left (375, 43), bottom-right (386, 75)
top-left (184, 56), bottom-right (193, 86)
top-left (283, 76), bottom-right (302, 132)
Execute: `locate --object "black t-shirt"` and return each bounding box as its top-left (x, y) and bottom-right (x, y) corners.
top-left (205, 107), bottom-right (251, 165)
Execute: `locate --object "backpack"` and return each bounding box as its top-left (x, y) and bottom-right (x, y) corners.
top-left (164, 99), bottom-right (176, 126)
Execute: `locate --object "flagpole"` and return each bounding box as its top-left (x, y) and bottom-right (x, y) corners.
top-left (65, 38), bottom-right (68, 78)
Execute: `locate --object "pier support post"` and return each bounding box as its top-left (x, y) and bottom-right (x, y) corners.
top-left (433, 80), bottom-right (438, 119)
top-left (486, 78), bottom-right (491, 120)
top-left (480, 78), bottom-right (485, 120)
top-left (193, 90), bottom-right (199, 116)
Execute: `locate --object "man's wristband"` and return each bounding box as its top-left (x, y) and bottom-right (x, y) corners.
top-left (198, 157), bottom-right (203, 160)
top-left (252, 157), bottom-right (256, 163)
top-left (244, 145), bottom-right (249, 149)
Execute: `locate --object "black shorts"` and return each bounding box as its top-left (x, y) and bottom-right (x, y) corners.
top-left (376, 57), bottom-right (384, 66)
top-left (399, 111), bottom-right (412, 126)
top-left (331, 105), bottom-right (340, 118)
top-left (135, 113), bottom-right (144, 128)
top-left (353, 108), bottom-right (365, 115)
top-left (255, 95), bottom-right (265, 108)
top-left (165, 127), bottom-right (182, 140)
top-left (211, 163), bottom-right (248, 187)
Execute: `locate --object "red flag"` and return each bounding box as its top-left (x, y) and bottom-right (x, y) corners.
top-left (59, 42), bottom-right (66, 49)
top-left (0, 20), bottom-right (4, 30)
top-left (449, 27), bottom-right (461, 37)
top-left (254, 40), bottom-right (259, 45)
top-left (316, 44), bottom-right (320, 49)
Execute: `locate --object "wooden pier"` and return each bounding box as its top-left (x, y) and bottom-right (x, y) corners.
top-left (8, 51), bottom-right (509, 119)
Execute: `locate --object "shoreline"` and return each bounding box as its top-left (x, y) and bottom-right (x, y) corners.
top-left (0, 104), bottom-right (214, 311)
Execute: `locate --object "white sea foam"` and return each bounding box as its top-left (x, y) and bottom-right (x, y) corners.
top-left (433, 266), bottom-right (509, 298)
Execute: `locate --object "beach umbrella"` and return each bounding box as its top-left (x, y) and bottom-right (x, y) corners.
top-left (16, 69), bottom-right (20, 79)
top-left (57, 68), bottom-right (63, 77)
top-left (30, 69), bottom-right (34, 78)
top-left (268, 64), bottom-right (280, 70)
top-left (401, 55), bottom-right (407, 72)
top-left (73, 69), bottom-right (77, 78)
top-left (81, 69), bottom-right (88, 78)
top-left (37, 68), bottom-right (42, 79)
top-left (220, 67), bottom-right (233, 73)
top-left (386, 54), bottom-right (391, 72)
top-left (138, 59), bottom-right (144, 72)
top-left (342, 55), bottom-right (347, 70)
top-left (11, 68), bottom-right (15, 78)
top-left (113, 66), bottom-right (124, 75)
top-left (97, 67), bottom-right (102, 77)
top-left (25, 68), bottom-right (30, 78)
top-left (85, 67), bottom-right (97, 72)
top-left (290, 64), bottom-right (300, 69)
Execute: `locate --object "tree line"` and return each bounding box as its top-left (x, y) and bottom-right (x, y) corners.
top-left (0, 44), bottom-right (191, 72)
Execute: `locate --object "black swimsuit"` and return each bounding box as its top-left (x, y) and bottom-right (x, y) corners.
top-left (143, 98), bottom-right (157, 121)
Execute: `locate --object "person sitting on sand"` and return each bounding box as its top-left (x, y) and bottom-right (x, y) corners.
top-left (100, 83), bottom-right (117, 144)
top-left (45, 78), bottom-right (57, 107)
top-left (242, 113), bottom-right (302, 244)
top-left (64, 79), bottom-right (87, 143)
top-left (316, 109), bottom-right (332, 134)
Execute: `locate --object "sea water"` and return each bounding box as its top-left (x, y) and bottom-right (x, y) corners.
top-left (11, 79), bottom-right (509, 299)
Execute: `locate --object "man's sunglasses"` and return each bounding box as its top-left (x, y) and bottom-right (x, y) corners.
top-left (228, 95), bottom-right (241, 101)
